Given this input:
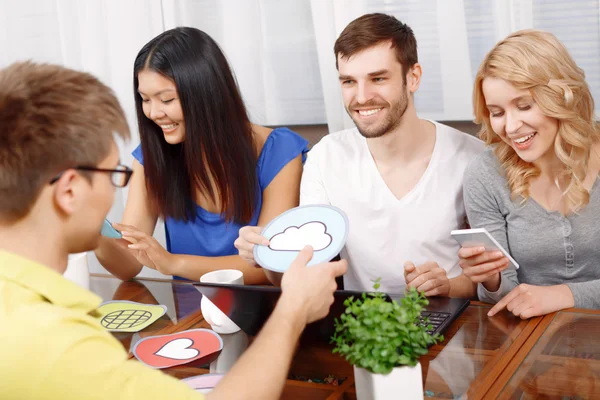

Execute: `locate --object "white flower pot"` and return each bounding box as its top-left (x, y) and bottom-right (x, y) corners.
top-left (354, 362), bottom-right (423, 400)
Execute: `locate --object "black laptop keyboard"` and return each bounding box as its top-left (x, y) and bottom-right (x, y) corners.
top-left (417, 311), bottom-right (451, 335)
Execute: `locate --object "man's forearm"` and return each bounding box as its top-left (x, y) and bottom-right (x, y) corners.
top-left (207, 296), bottom-right (306, 400)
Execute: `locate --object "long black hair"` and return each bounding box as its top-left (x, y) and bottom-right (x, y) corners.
top-left (133, 27), bottom-right (257, 223)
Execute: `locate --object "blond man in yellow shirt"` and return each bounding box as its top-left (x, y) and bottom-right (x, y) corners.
top-left (0, 62), bottom-right (347, 400)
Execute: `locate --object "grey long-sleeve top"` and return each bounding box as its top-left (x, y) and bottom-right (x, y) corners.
top-left (463, 148), bottom-right (600, 309)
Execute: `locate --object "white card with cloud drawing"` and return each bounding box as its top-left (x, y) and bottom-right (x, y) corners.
top-left (254, 205), bottom-right (349, 272)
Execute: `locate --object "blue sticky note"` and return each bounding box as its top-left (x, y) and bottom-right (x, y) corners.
top-left (254, 205), bottom-right (348, 272)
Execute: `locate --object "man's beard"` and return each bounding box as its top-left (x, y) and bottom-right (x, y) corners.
top-left (347, 92), bottom-right (409, 139)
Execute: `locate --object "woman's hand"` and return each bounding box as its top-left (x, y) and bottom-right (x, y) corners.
top-left (114, 223), bottom-right (180, 276)
top-left (488, 284), bottom-right (575, 319)
top-left (234, 226), bottom-right (269, 266)
top-left (458, 246), bottom-right (509, 291)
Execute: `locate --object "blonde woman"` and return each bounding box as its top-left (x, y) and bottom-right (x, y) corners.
top-left (459, 30), bottom-right (600, 318)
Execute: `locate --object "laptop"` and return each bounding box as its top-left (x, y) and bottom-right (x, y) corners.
top-left (194, 283), bottom-right (469, 344)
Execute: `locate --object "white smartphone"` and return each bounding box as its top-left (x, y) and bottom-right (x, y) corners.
top-left (451, 228), bottom-right (519, 269)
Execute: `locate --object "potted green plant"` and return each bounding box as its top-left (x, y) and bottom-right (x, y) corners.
top-left (332, 280), bottom-right (443, 399)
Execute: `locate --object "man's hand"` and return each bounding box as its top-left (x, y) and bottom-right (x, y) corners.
top-left (488, 284), bottom-right (575, 318)
top-left (279, 246), bottom-right (347, 324)
top-left (404, 261), bottom-right (450, 297)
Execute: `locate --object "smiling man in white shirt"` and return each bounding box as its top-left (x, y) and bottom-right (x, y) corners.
top-left (236, 13), bottom-right (484, 297)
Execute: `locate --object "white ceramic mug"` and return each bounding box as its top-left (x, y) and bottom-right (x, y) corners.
top-left (199, 269), bottom-right (244, 334)
top-left (63, 252), bottom-right (90, 290)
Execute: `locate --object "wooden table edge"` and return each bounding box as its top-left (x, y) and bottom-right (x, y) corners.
top-left (465, 313), bottom-right (542, 399)
top-left (324, 376), bottom-right (355, 400)
top-left (91, 273), bottom-right (175, 283)
top-left (481, 312), bottom-right (556, 398)
top-left (557, 306), bottom-right (600, 315)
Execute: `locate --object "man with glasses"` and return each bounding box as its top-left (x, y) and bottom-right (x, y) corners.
top-left (0, 62), bottom-right (346, 400)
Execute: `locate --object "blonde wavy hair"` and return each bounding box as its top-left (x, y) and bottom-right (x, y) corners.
top-left (473, 29), bottom-right (599, 213)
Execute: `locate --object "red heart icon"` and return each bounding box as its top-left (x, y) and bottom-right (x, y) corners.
top-left (133, 329), bottom-right (223, 369)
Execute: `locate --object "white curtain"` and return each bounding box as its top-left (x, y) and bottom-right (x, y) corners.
top-left (311, 0), bottom-right (600, 132)
top-left (4, 0), bottom-right (600, 277)
top-left (162, 0), bottom-right (327, 126)
top-left (310, 0), bottom-right (474, 132)
top-left (1, 0), bottom-right (169, 278)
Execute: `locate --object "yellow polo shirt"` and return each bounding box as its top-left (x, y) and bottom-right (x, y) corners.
top-left (0, 250), bottom-right (204, 400)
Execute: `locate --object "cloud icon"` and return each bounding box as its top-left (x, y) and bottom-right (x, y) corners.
top-left (269, 221), bottom-right (332, 252)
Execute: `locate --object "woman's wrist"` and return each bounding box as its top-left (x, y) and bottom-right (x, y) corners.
top-left (554, 284), bottom-right (575, 310)
top-left (163, 252), bottom-right (184, 276)
top-left (482, 272), bottom-right (501, 292)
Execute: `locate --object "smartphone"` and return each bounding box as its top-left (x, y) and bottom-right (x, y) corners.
top-left (451, 228), bottom-right (519, 269)
top-left (101, 218), bottom-right (122, 239)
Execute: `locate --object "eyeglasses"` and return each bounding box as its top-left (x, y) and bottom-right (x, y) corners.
top-left (49, 165), bottom-right (134, 188)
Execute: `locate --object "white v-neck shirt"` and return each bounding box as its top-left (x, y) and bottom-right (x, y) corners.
top-left (300, 121), bottom-right (485, 293)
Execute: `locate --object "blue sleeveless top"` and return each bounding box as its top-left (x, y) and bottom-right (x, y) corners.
top-left (132, 127), bottom-right (309, 261)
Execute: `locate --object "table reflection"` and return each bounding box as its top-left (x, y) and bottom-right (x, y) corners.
top-left (499, 312), bottom-right (600, 399)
